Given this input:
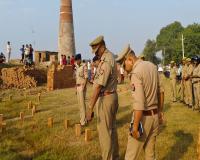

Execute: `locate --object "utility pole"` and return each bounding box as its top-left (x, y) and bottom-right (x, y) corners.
top-left (182, 34), bottom-right (185, 58)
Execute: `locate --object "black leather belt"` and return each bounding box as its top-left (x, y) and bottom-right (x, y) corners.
top-left (99, 91), bottom-right (116, 97)
top-left (143, 109), bottom-right (158, 116)
top-left (193, 81), bottom-right (200, 84)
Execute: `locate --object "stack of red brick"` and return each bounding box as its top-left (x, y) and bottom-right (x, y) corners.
top-left (47, 64), bottom-right (75, 91)
top-left (1, 67), bottom-right (47, 89)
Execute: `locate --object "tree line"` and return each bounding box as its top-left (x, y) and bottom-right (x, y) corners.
top-left (142, 21), bottom-right (200, 65)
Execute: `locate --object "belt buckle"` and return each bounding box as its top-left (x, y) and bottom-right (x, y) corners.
top-left (151, 110), bottom-right (154, 116)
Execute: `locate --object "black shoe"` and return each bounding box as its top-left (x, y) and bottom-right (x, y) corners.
top-left (188, 105), bottom-right (192, 108)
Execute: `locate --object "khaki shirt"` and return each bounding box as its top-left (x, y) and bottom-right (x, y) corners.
top-left (187, 64), bottom-right (194, 77)
top-left (76, 63), bottom-right (88, 85)
top-left (93, 49), bottom-right (118, 93)
top-left (192, 64), bottom-right (200, 83)
top-left (170, 66), bottom-right (177, 80)
top-left (182, 65), bottom-right (187, 78)
top-left (130, 59), bottom-right (159, 111)
top-left (159, 73), bottom-right (165, 93)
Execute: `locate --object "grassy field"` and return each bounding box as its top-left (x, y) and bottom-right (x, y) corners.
top-left (0, 79), bottom-right (199, 160)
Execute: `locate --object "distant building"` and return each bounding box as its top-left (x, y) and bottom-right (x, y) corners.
top-left (34, 51), bottom-right (58, 65)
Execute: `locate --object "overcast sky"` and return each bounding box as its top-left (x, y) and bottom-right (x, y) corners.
top-left (0, 0), bottom-right (199, 59)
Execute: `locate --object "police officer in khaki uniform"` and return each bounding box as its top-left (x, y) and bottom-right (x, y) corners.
top-left (170, 61), bottom-right (177, 102)
top-left (185, 58), bottom-right (194, 107)
top-left (116, 45), bottom-right (164, 160)
top-left (183, 57), bottom-right (189, 105)
top-left (181, 57), bottom-right (187, 103)
top-left (191, 56), bottom-right (200, 110)
top-left (87, 36), bottom-right (119, 160)
top-left (75, 54), bottom-right (88, 126)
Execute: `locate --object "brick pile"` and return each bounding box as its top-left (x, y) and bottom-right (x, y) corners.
top-left (47, 63), bottom-right (75, 91)
top-left (1, 67), bottom-right (47, 89)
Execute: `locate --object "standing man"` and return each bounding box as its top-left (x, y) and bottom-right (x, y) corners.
top-left (181, 57), bottom-right (187, 103)
top-left (20, 45), bottom-right (25, 63)
top-left (116, 45), bottom-right (164, 160)
top-left (185, 58), bottom-right (194, 108)
top-left (170, 61), bottom-right (177, 102)
top-left (75, 54), bottom-right (88, 126)
top-left (6, 41), bottom-right (11, 63)
top-left (87, 36), bottom-right (119, 160)
top-left (67, 56), bottom-right (71, 65)
top-left (191, 56), bottom-right (200, 110)
top-left (29, 44), bottom-right (34, 64)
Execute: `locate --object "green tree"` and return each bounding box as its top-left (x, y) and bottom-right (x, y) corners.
top-left (142, 39), bottom-right (160, 64)
top-left (156, 21), bottom-right (184, 64)
top-left (183, 23), bottom-right (200, 57)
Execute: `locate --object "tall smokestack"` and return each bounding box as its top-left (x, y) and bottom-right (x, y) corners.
top-left (58, 0), bottom-right (76, 59)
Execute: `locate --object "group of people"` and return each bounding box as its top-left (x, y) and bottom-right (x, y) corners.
top-left (74, 36), bottom-right (164, 160)
top-left (169, 56), bottom-right (200, 110)
top-left (60, 55), bottom-right (75, 67)
top-left (0, 41), bottom-right (34, 66)
top-left (20, 44), bottom-right (34, 66)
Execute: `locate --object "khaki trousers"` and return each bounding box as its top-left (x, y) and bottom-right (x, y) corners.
top-left (185, 80), bottom-right (193, 106)
top-left (194, 82), bottom-right (200, 109)
top-left (125, 114), bottom-right (159, 160)
top-left (180, 81), bottom-right (184, 101)
top-left (77, 85), bottom-right (87, 125)
top-left (97, 93), bottom-right (119, 160)
top-left (184, 81), bottom-right (188, 104)
top-left (170, 79), bottom-right (177, 101)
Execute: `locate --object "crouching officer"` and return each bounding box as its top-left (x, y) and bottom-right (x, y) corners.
top-left (75, 54), bottom-right (88, 126)
top-left (87, 36), bottom-right (119, 160)
top-left (116, 45), bottom-right (164, 160)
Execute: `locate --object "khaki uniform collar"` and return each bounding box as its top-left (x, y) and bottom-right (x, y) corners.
top-left (100, 48), bottom-right (108, 61)
top-left (131, 59), bottom-right (142, 73)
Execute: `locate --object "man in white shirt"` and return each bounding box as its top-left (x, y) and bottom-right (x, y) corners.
top-left (87, 60), bottom-right (92, 81)
top-left (120, 66), bottom-right (125, 83)
top-left (6, 41), bottom-right (11, 63)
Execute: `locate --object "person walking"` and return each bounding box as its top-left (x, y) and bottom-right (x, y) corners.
top-left (87, 36), bottom-right (119, 160)
top-left (116, 45), bottom-right (163, 160)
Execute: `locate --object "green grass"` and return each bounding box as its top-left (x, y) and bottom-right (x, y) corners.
top-left (0, 80), bottom-right (199, 160)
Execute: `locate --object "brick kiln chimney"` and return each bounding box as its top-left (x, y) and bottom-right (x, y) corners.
top-left (58, 0), bottom-right (76, 59)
